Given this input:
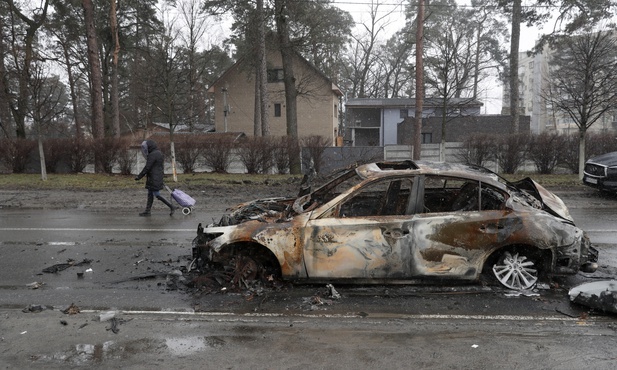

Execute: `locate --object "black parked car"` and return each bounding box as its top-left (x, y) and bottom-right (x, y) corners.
top-left (583, 152), bottom-right (617, 191)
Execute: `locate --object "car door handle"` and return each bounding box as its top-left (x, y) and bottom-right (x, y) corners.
top-left (383, 229), bottom-right (409, 239)
top-left (479, 224), bottom-right (504, 233)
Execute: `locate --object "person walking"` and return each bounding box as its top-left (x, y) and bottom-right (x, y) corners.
top-left (135, 139), bottom-right (175, 216)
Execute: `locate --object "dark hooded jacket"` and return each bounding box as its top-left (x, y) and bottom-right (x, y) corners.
top-left (136, 140), bottom-right (165, 191)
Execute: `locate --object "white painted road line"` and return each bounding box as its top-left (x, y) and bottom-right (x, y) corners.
top-left (0, 227), bottom-right (195, 232)
top-left (81, 309), bottom-right (604, 324)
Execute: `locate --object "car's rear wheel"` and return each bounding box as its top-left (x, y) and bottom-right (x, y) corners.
top-left (491, 250), bottom-right (539, 290)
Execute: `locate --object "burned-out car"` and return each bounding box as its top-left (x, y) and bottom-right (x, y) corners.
top-left (193, 161), bottom-right (598, 291)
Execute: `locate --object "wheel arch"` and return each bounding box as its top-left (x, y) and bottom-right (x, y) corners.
top-left (216, 241), bottom-right (283, 277)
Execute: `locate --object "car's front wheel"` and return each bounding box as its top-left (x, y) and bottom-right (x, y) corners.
top-left (491, 250), bottom-right (539, 290)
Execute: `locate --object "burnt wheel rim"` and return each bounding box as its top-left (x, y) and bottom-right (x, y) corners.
top-left (492, 251), bottom-right (538, 290)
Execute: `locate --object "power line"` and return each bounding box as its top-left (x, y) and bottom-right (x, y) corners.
top-left (333, 1), bottom-right (558, 10)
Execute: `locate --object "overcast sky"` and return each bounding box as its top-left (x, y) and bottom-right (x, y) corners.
top-left (331, 0), bottom-right (552, 114)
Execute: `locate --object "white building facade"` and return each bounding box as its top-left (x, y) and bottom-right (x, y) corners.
top-left (502, 45), bottom-right (617, 135)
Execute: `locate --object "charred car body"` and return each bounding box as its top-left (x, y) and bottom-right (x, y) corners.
top-left (193, 161), bottom-right (598, 291)
top-left (583, 151), bottom-right (617, 191)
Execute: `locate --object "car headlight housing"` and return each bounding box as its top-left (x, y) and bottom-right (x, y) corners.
top-left (607, 167), bottom-right (617, 178)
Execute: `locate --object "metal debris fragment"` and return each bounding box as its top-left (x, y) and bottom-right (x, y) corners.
top-left (26, 282), bottom-right (44, 289)
top-left (569, 280), bottom-right (617, 314)
top-left (326, 284), bottom-right (341, 299)
top-left (42, 258), bottom-right (93, 273)
top-left (22, 304), bottom-right (50, 313)
top-left (107, 317), bottom-right (120, 334)
top-left (62, 303), bottom-right (80, 315)
top-left (99, 311), bottom-right (117, 322)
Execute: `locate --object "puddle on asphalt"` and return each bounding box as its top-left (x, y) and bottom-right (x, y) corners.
top-left (32, 336), bottom-right (227, 365)
top-left (165, 336), bottom-right (206, 355)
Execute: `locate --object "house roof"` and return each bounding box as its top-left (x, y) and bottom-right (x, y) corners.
top-left (346, 97), bottom-right (483, 108)
top-left (151, 122), bottom-right (215, 133)
top-left (207, 49), bottom-right (343, 97)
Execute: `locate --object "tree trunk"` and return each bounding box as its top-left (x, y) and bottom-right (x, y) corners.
top-left (257, 0), bottom-right (269, 137)
top-left (0, 14), bottom-right (13, 138)
top-left (275, 0), bottom-right (300, 174)
top-left (509, 0), bottom-right (521, 133)
top-left (473, 24), bottom-right (482, 100)
top-left (38, 137), bottom-right (47, 181)
top-left (254, 68), bottom-right (262, 136)
top-left (170, 140), bottom-right (178, 182)
top-left (440, 113), bottom-right (446, 162)
top-left (110, 0), bottom-right (121, 137)
top-left (83, 0), bottom-right (105, 172)
top-left (168, 102), bottom-right (178, 182)
top-left (413, 0), bottom-right (425, 160)
top-left (578, 128), bottom-right (586, 179)
top-left (34, 106), bottom-right (47, 181)
top-left (61, 42), bottom-right (82, 138)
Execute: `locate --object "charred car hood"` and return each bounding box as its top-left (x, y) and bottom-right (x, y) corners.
top-left (512, 178), bottom-right (573, 222)
top-left (219, 197), bottom-right (295, 226)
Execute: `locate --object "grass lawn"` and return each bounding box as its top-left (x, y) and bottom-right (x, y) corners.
top-left (0, 173), bottom-right (302, 190)
top-left (0, 171), bottom-right (584, 191)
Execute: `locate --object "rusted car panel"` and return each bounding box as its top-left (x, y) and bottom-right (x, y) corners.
top-left (303, 218), bottom-right (411, 279)
top-left (192, 160), bottom-right (598, 290)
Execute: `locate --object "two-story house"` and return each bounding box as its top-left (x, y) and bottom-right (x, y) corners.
top-left (208, 49), bottom-right (343, 145)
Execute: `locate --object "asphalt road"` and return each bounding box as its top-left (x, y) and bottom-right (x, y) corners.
top-left (1, 200), bottom-right (616, 368)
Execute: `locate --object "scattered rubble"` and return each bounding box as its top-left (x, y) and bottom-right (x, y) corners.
top-left (62, 303), bottom-right (80, 315)
top-left (188, 255), bottom-right (285, 295)
top-left (326, 284), bottom-right (341, 299)
top-left (22, 304), bottom-right (52, 313)
top-left (26, 282), bottom-right (44, 289)
top-left (99, 311), bottom-right (118, 322)
top-left (42, 258), bottom-right (93, 273)
top-left (106, 317), bottom-right (120, 334)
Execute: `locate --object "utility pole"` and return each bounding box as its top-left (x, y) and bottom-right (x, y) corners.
top-left (413, 0), bottom-right (425, 160)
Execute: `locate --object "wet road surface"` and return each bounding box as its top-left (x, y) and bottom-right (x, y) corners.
top-left (1, 202), bottom-right (616, 368)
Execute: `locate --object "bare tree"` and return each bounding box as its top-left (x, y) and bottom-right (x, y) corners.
top-left (345, 0), bottom-right (401, 98)
top-left (542, 30), bottom-right (617, 177)
top-left (177, 0), bottom-right (210, 132)
top-left (494, 0), bottom-right (617, 133)
top-left (425, 21), bottom-right (476, 161)
top-left (28, 62), bottom-right (67, 180)
top-left (149, 4), bottom-right (185, 181)
top-left (3, 0), bottom-right (50, 138)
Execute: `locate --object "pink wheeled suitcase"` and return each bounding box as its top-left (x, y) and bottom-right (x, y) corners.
top-left (164, 185), bottom-right (196, 215)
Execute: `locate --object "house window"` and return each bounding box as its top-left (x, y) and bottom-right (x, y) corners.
top-left (334, 104), bottom-right (338, 118)
top-left (421, 133), bottom-right (432, 144)
top-left (400, 109), bottom-right (409, 118)
top-left (267, 69), bottom-right (284, 83)
top-left (274, 103), bottom-right (282, 117)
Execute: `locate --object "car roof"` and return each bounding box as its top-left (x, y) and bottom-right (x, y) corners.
top-left (355, 160), bottom-right (506, 188)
